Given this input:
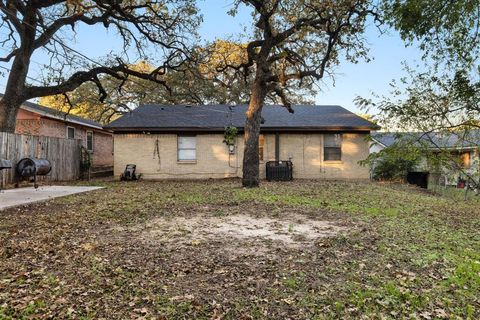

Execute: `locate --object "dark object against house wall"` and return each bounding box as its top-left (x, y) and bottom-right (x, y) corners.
top-left (407, 172), bottom-right (429, 189)
top-left (266, 161), bottom-right (293, 181)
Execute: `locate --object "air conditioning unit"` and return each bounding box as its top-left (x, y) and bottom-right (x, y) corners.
top-left (266, 161), bottom-right (293, 181)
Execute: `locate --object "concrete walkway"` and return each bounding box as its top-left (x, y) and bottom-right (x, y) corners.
top-left (0, 186), bottom-right (104, 211)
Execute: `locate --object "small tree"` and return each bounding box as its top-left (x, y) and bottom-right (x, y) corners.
top-left (358, 0), bottom-right (480, 193)
top-left (0, 0), bottom-right (199, 131)
top-left (226, 0), bottom-right (376, 187)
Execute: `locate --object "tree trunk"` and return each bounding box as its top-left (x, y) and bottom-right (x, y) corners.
top-left (0, 50), bottom-right (33, 132)
top-left (0, 98), bottom-right (21, 133)
top-left (242, 77), bottom-right (267, 187)
top-left (0, 8), bottom-right (36, 133)
top-left (0, 47), bottom-right (32, 132)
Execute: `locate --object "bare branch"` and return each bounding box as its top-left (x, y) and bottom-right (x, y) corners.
top-left (24, 62), bottom-right (170, 100)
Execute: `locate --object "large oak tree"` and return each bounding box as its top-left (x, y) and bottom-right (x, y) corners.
top-left (227, 0), bottom-right (375, 187)
top-left (0, 0), bottom-right (198, 132)
top-left (38, 41), bottom-right (315, 124)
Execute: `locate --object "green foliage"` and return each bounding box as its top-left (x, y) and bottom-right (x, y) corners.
top-left (222, 125), bottom-right (238, 146)
top-left (357, 68), bottom-right (480, 132)
top-left (367, 0), bottom-right (480, 143)
top-left (371, 156), bottom-right (416, 181)
top-left (382, 0), bottom-right (480, 65)
top-left (361, 138), bottom-right (422, 181)
top-left (0, 0), bottom-right (201, 131)
top-left (80, 146), bottom-right (92, 173)
top-left (357, 68), bottom-right (480, 188)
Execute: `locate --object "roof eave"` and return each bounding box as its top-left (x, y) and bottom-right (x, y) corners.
top-left (21, 105), bottom-right (104, 130)
top-left (429, 145), bottom-right (479, 151)
top-left (107, 126), bottom-right (377, 133)
top-left (370, 137), bottom-right (388, 148)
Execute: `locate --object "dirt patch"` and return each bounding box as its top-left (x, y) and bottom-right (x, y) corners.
top-left (124, 213), bottom-right (347, 251)
top-left (214, 215), bottom-right (343, 244)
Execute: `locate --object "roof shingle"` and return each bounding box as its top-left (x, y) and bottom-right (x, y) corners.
top-left (0, 93), bottom-right (104, 129)
top-left (21, 100), bottom-right (103, 129)
top-left (372, 131), bottom-right (480, 149)
top-left (107, 104), bottom-right (378, 132)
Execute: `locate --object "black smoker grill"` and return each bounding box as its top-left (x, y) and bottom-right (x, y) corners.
top-left (0, 159), bottom-right (12, 192)
top-left (266, 161), bottom-right (293, 181)
top-left (16, 158), bottom-right (52, 188)
top-left (120, 164), bottom-right (141, 181)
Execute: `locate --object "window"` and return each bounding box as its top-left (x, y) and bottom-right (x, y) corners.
top-left (324, 134), bottom-right (342, 161)
top-left (67, 126), bottom-right (75, 140)
top-left (459, 151), bottom-right (471, 168)
top-left (86, 131), bottom-right (93, 152)
top-left (259, 134), bottom-right (265, 161)
top-left (178, 136), bottom-right (196, 161)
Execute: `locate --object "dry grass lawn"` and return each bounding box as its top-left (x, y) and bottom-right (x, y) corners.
top-left (0, 180), bottom-right (479, 319)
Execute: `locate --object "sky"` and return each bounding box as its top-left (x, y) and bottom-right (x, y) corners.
top-left (196, 1), bottom-right (425, 113)
top-left (0, 0), bottom-right (427, 115)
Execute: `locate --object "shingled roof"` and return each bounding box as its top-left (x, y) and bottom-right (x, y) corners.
top-left (0, 93), bottom-right (103, 129)
top-left (21, 100), bottom-right (104, 129)
top-left (372, 131), bottom-right (480, 150)
top-left (107, 104), bottom-right (379, 132)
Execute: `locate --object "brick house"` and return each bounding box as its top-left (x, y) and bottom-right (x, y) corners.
top-left (107, 104), bottom-right (378, 180)
top-left (13, 99), bottom-right (113, 168)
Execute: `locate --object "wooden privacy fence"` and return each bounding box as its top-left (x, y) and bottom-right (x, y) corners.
top-left (0, 132), bottom-right (81, 186)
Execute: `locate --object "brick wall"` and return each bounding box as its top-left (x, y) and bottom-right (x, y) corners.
top-left (113, 132), bottom-right (370, 180)
top-left (15, 109), bottom-right (42, 135)
top-left (15, 119), bottom-right (42, 135)
top-left (38, 117), bottom-right (74, 139)
top-left (15, 115), bottom-right (113, 167)
top-left (91, 131), bottom-right (114, 167)
top-left (38, 118), bottom-right (113, 167)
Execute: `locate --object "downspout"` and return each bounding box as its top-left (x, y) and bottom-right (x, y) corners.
top-left (275, 132), bottom-right (280, 162)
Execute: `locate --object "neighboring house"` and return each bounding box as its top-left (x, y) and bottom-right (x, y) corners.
top-left (371, 132), bottom-right (480, 187)
top-left (10, 98), bottom-right (114, 168)
top-left (106, 104), bottom-right (379, 180)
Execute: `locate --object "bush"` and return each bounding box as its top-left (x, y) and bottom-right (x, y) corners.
top-left (361, 140), bottom-right (421, 182)
top-left (371, 156), bottom-right (417, 181)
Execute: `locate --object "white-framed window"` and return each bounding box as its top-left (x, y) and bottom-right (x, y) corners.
top-left (86, 131), bottom-right (94, 152)
top-left (177, 135), bottom-right (196, 161)
top-left (324, 134), bottom-right (342, 161)
top-left (67, 126), bottom-right (75, 140)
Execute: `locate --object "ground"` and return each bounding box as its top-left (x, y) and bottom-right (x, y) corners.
top-left (0, 180), bottom-right (479, 319)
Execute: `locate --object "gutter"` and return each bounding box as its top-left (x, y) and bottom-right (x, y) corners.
top-left (370, 137), bottom-right (388, 148)
top-left (106, 126), bottom-right (377, 133)
top-left (370, 138), bottom-right (479, 151)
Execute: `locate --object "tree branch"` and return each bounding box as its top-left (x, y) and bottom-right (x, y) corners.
top-left (24, 64), bottom-right (169, 100)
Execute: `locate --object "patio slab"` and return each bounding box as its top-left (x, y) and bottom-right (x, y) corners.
top-left (0, 186), bottom-right (104, 211)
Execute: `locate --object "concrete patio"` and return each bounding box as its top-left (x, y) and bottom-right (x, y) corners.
top-left (0, 186), bottom-right (104, 211)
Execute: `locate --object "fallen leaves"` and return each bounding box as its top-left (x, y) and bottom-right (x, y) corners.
top-left (0, 180), bottom-right (479, 319)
